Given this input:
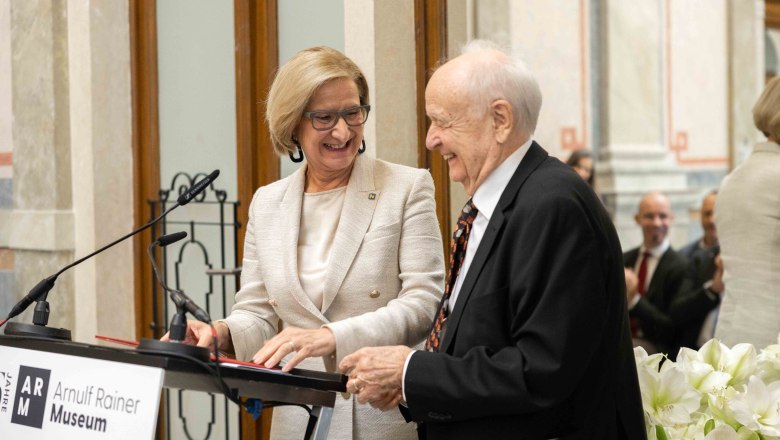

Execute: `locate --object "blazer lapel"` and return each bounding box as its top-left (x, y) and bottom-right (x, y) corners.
top-left (321, 155), bottom-right (379, 313)
top-left (441, 142), bottom-right (549, 352)
top-left (280, 165), bottom-right (329, 321)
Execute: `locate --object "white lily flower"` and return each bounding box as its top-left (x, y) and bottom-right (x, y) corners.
top-left (662, 415), bottom-right (709, 440)
top-left (729, 376), bottom-right (780, 437)
top-left (679, 340), bottom-right (757, 389)
top-left (638, 357), bottom-right (701, 427)
top-left (708, 387), bottom-right (741, 429)
top-left (678, 346), bottom-right (733, 394)
top-left (702, 424), bottom-right (740, 440)
top-left (757, 341), bottom-right (780, 384)
top-left (725, 344), bottom-right (759, 387)
top-left (637, 338), bottom-right (780, 437)
top-left (635, 346), bottom-right (666, 372)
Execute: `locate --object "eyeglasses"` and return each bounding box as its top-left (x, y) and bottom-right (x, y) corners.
top-left (303, 105), bottom-right (371, 131)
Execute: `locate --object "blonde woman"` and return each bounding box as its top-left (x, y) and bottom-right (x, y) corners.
top-left (170, 47), bottom-right (444, 439)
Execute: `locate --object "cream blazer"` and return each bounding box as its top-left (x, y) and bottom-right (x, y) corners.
top-left (714, 141), bottom-right (780, 348)
top-left (222, 155), bottom-right (444, 439)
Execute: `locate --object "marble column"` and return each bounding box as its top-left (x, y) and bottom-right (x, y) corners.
top-left (0, 0), bottom-right (13, 315)
top-left (4, 0), bottom-right (134, 341)
top-left (8, 0), bottom-right (76, 331)
top-left (66, 0), bottom-right (134, 342)
top-left (595, 0), bottom-right (692, 249)
top-left (728, 0), bottom-right (764, 166)
top-left (344, 0), bottom-right (419, 168)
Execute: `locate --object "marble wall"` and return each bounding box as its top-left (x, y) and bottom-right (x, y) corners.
top-left (0, 0), bottom-right (10, 193)
top-left (466, 0), bottom-right (763, 250)
top-left (1, 0), bottom-right (134, 341)
top-left (345, 0), bottom-right (419, 168)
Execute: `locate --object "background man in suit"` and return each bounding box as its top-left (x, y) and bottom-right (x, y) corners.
top-left (339, 40), bottom-right (646, 439)
top-left (624, 192), bottom-right (688, 358)
top-left (671, 191), bottom-right (724, 350)
top-left (678, 191), bottom-right (719, 260)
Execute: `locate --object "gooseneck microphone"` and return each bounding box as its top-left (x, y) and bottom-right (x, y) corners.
top-left (137, 231), bottom-right (211, 361)
top-left (2, 170), bottom-right (220, 340)
top-left (177, 169), bottom-right (220, 206)
top-left (147, 231), bottom-right (211, 325)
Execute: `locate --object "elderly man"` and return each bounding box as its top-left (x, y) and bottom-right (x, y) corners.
top-left (339, 41), bottom-right (645, 439)
top-left (624, 192), bottom-right (688, 357)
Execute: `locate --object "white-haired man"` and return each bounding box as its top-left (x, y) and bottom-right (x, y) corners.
top-left (340, 41), bottom-right (645, 439)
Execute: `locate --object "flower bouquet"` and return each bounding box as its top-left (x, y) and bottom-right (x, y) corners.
top-left (636, 335), bottom-right (780, 439)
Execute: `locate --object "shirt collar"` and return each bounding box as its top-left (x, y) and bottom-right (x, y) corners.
top-left (641, 238), bottom-right (670, 258)
top-left (472, 139), bottom-right (533, 220)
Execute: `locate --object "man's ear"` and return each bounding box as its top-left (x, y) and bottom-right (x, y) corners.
top-left (491, 99), bottom-right (513, 143)
top-left (634, 213), bottom-right (641, 226)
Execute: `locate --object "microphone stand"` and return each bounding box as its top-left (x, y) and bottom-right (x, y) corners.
top-left (136, 232), bottom-right (211, 362)
top-left (2, 169), bottom-right (221, 341)
top-left (3, 203), bottom-right (180, 341)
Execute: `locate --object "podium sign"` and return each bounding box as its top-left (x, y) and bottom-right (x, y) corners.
top-left (0, 345), bottom-right (164, 439)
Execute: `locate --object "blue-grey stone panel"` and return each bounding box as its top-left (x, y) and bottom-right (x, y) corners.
top-left (0, 179), bottom-right (11, 209)
top-left (0, 271), bottom-right (14, 317)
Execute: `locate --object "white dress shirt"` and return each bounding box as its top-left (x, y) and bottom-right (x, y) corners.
top-left (297, 187), bottom-right (346, 310)
top-left (402, 139), bottom-right (533, 399)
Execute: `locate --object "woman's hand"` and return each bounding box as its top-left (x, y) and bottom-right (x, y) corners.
top-left (161, 320), bottom-right (232, 353)
top-left (253, 326), bottom-right (336, 372)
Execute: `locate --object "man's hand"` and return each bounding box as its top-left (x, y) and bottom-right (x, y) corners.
top-left (253, 326), bottom-right (336, 372)
top-left (709, 255), bottom-right (725, 295)
top-left (339, 346), bottom-right (411, 409)
top-left (624, 268), bottom-right (639, 305)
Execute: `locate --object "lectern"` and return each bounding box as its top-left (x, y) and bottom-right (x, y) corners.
top-left (0, 335), bottom-right (347, 439)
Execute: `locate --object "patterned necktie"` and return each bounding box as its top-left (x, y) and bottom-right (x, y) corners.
top-left (425, 199), bottom-right (479, 351)
top-left (630, 251), bottom-right (651, 337)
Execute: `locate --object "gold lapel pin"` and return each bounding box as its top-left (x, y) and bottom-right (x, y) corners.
top-left (368, 193), bottom-right (376, 200)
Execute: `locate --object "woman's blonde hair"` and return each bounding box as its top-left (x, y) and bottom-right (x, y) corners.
top-left (753, 76), bottom-right (780, 140)
top-left (266, 47), bottom-right (369, 156)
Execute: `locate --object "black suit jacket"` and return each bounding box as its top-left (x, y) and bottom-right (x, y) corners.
top-left (623, 247), bottom-right (688, 357)
top-left (670, 246), bottom-right (720, 349)
top-left (404, 143), bottom-right (646, 439)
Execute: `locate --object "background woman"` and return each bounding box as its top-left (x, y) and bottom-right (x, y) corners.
top-left (169, 46), bottom-right (444, 439)
top-left (713, 76), bottom-right (780, 348)
top-left (566, 149), bottom-right (594, 187)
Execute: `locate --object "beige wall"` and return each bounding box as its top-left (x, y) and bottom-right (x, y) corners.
top-left (1, 0), bottom-right (134, 341)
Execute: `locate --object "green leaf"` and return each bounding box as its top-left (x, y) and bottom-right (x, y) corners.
top-left (655, 425), bottom-right (669, 440)
top-left (704, 418), bottom-right (715, 435)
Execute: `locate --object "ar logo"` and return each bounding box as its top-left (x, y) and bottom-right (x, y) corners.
top-left (11, 366), bottom-right (51, 429)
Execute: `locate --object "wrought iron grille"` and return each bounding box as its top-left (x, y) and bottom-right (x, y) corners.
top-left (148, 171), bottom-right (242, 440)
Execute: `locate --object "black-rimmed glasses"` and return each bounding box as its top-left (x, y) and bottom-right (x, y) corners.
top-left (303, 105), bottom-right (371, 131)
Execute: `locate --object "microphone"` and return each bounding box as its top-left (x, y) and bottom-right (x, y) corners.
top-left (156, 230), bottom-right (187, 247)
top-left (148, 231), bottom-right (211, 324)
top-left (178, 169), bottom-right (219, 206)
top-left (137, 231), bottom-right (211, 361)
top-left (2, 170), bottom-right (221, 340)
top-left (168, 291), bottom-right (211, 324)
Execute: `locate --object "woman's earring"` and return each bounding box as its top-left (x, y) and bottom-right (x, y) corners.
top-left (358, 139), bottom-right (366, 154)
top-left (289, 144), bottom-right (304, 163)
